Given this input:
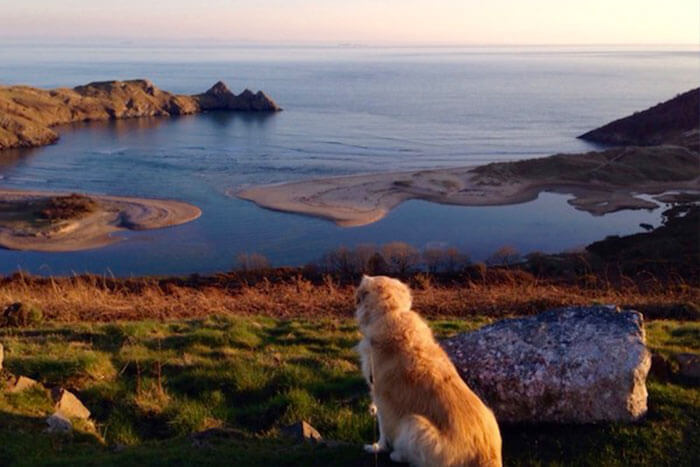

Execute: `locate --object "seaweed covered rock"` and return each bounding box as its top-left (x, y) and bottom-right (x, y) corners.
top-left (443, 306), bottom-right (651, 423)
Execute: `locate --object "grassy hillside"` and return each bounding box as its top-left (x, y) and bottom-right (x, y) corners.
top-left (579, 87), bottom-right (700, 146)
top-left (1, 316), bottom-right (698, 466)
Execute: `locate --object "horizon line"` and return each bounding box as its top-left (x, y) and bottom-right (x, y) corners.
top-left (1, 37), bottom-right (699, 49)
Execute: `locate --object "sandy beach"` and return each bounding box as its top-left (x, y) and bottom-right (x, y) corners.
top-left (238, 145), bottom-right (700, 227)
top-left (0, 189), bottom-right (201, 252)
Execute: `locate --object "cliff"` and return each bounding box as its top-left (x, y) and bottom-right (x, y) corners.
top-left (579, 87), bottom-right (699, 148)
top-left (0, 79), bottom-right (280, 150)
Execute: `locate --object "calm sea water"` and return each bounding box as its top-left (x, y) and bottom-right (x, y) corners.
top-left (0, 45), bottom-right (698, 275)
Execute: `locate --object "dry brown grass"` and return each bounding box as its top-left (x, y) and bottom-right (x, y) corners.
top-left (0, 271), bottom-right (697, 323)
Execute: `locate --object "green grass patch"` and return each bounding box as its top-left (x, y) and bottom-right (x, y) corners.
top-left (0, 315), bottom-right (697, 465)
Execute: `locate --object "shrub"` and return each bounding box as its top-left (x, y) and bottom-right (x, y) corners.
top-left (36, 194), bottom-right (97, 222)
top-left (0, 302), bottom-right (44, 327)
top-left (381, 242), bottom-right (420, 275)
top-left (235, 253), bottom-right (270, 272)
top-left (487, 245), bottom-right (522, 266)
top-left (319, 244), bottom-right (387, 277)
top-left (423, 246), bottom-right (470, 273)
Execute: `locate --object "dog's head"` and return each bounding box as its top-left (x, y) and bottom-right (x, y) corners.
top-left (355, 275), bottom-right (412, 330)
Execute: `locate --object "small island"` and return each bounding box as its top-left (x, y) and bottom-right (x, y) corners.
top-left (238, 88), bottom-right (700, 226)
top-left (0, 190), bottom-right (201, 251)
top-left (0, 79), bottom-right (280, 151)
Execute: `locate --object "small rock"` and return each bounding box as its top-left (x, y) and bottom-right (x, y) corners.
top-left (52, 387), bottom-right (91, 420)
top-left (675, 353), bottom-right (700, 380)
top-left (7, 375), bottom-right (40, 393)
top-left (281, 420), bottom-right (322, 443)
top-left (46, 412), bottom-right (73, 434)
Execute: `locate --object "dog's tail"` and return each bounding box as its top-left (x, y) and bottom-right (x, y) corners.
top-left (393, 414), bottom-right (502, 467)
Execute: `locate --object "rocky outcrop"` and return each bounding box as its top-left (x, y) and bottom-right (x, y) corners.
top-left (579, 88), bottom-right (699, 147)
top-left (443, 306), bottom-right (651, 423)
top-left (0, 79), bottom-right (280, 151)
top-left (195, 81), bottom-right (280, 111)
top-left (1, 354), bottom-right (95, 436)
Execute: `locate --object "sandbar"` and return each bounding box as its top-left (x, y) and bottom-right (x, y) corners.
top-left (0, 189), bottom-right (201, 252)
top-left (237, 145), bottom-right (700, 227)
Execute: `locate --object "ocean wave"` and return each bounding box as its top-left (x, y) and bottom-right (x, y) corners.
top-left (93, 147), bottom-right (129, 155)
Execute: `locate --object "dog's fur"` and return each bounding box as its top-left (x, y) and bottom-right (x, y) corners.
top-left (355, 275), bottom-right (502, 467)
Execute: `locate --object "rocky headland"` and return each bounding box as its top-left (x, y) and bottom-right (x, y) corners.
top-left (0, 79), bottom-right (280, 151)
top-left (238, 88), bottom-right (700, 226)
top-left (579, 87), bottom-right (699, 149)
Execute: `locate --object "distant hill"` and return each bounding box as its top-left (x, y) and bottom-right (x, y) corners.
top-left (0, 80), bottom-right (280, 151)
top-left (579, 88), bottom-right (699, 148)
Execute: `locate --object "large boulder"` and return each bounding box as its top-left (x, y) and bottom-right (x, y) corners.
top-left (443, 306), bottom-right (651, 423)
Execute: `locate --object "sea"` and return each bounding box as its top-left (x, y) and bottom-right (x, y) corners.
top-left (0, 44), bottom-right (698, 276)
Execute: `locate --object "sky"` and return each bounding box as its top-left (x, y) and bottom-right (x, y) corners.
top-left (0, 0), bottom-right (698, 45)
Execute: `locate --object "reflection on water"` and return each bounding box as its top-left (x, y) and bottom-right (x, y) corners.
top-left (206, 110), bottom-right (277, 128)
top-left (54, 116), bottom-right (171, 135)
top-left (0, 147), bottom-right (42, 173)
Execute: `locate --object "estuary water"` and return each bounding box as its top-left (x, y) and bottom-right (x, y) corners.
top-left (0, 44), bottom-right (698, 275)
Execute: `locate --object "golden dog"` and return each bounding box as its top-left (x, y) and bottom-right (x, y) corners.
top-left (355, 275), bottom-right (502, 467)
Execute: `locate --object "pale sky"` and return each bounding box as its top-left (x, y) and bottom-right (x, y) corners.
top-left (1, 0), bottom-right (698, 45)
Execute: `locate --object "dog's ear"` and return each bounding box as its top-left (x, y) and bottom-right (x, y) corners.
top-left (361, 274), bottom-right (373, 284)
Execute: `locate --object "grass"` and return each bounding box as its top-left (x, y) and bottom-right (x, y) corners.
top-left (0, 315), bottom-right (698, 466)
top-left (1, 271), bottom-right (697, 322)
top-left (646, 321), bottom-right (700, 356)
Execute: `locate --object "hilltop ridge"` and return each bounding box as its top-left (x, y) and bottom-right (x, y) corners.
top-left (0, 79), bottom-right (280, 151)
top-left (579, 87), bottom-right (700, 148)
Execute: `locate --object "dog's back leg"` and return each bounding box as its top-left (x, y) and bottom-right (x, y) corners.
top-left (391, 414), bottom-right (449, 467)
